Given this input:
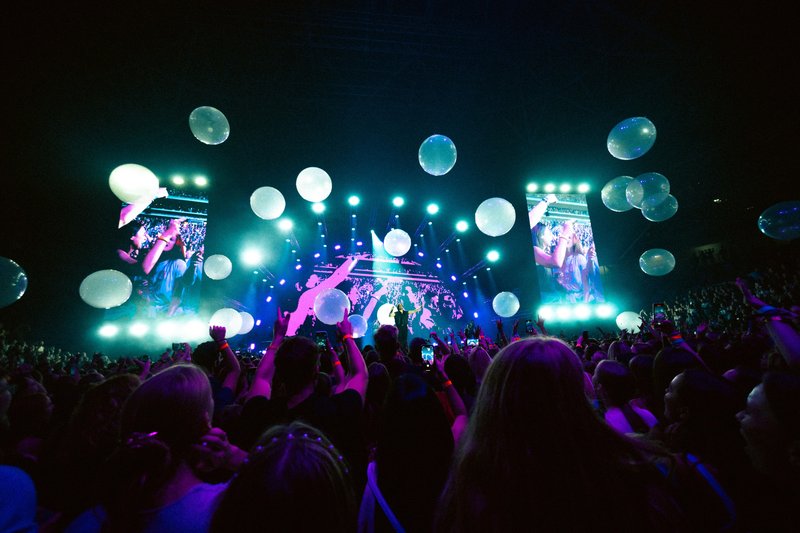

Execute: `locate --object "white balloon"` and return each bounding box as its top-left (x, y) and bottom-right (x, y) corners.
top-left (79, 270), bottom-right (133, 309)
top-left (189, 106), bottom-right (230, 145)
top-left (492, 292), bottom-right (520, 318)
top-left (204, 254), bottom-right (233, 280)
top-left (615, 311), bottom-right (642, 333)
top-left (209, 308), bottom-right (243, 337)
top-left (313, 288), bottom-right (351, 325)
top-left (639, 248), bottom-right (676, 276)
top-left (377, 303), bottom-right (396, 326)
top-left (349, 314), bottom-right (368, 338)
top-left (250, 186), bottom-right (286, 220)
top-left (642, 195), bottom-right (679, 222)
top-left (108, 164), bottom-right (159, 205)
top-left (238, 312), bottom-right (255, 335)
top-left (601, 176), bottom-right (635, 212)
top-left (296, 167), bottom-right (332, 202)
top-left (383, 229), bottom-right (412, 257)
top-left (475, 197), bottom-right (516, 237)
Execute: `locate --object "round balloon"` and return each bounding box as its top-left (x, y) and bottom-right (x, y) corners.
top-left (0, 257), bottom-right (28, 309)
top-left (204, 254), bottom-right (233, 280)
top-left (475, 197), bottom-right (516, 237)
top-left (189, 106), bottom-right (230, 145)
top-left (377, 303), bottom-right (396, 326)
top-left (758, 201), bottom-right (800, 240)
top-left (642, 194), bottom-right (679, 222)
top-left (492, 292), bottom-right (520, 318)
top-left (601, 176), bottom-right (635, 212)
top-left (79, 270), bottom-right (133, 309)
top-left (108, 163), bottom-right (160, 205)
top-left (607, 117), bottom-right (657, 160)
top-left (626, 172), bottom-right (670, 210)
top-left (209, 308), bottom-right (243, 337)
top-left (383, 229), bottom-right (412, 257)
top-left (238, 311), bottom-right (255, 335)
top-left (250, 186), bottom-right (286, 220)
top-left (418, 134), bottom-right (457, 176)
top-left (639, 248), bottom-right (676, 276)
top-left (349, 314), bottom-right (368, 338)
top-left (615, 311), bottom-right (642, 333)
top-left (313, 288), bottom-right (351, 325)
top-left (296, 167), bottom-right (332, 202)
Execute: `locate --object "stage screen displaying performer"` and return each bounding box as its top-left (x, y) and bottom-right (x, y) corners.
top-left (113, 186), bottom-right (208, 319)
top-left (286, 253), bottom-right (464, 342)
top-left (527, 191), bottom-right (605, 304)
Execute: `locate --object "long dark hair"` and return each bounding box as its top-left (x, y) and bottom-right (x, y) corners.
top-left (436, 337), bottom-right (682, 532)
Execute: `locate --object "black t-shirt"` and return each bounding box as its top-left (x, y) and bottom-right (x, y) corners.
top-left (394, 310), bottom-right (409, 328)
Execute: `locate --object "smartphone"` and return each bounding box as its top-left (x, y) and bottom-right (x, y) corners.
top-left (652, 303), bottom-right (667, 325)
top-left (466, 338), bottom-right (479, 346)
top-left (525, 320), bottom-right (534, 334)
top-left (429, 332), bottom-right (438, 347)
top-left (421, 344), bottom-right (434, 366)
top-left (314, 331), bottom-right (328, 349)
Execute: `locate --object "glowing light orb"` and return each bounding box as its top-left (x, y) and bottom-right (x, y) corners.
top-left (601, 176), bottom-right (635, 212)
top-left (758, 201), bottom-right (800, 240)
top-left (250, 186), bottom-right (286, 220)
top-left (296, 167), bottom-right (332, 202)
top-left (626, 172), bottom-right (670, 209)
top-left (492, 292), bottom-right (520, 318)
top-left (238, 312), bottom-right (255, 335)
top-left (642, 194), bottom-right (679, 222)
top-left (418, 134), bottom-right (457, 176)
top-left (607, 117), bottom-right (657, 160)
top-left (108, 163), bottom-right (159, 205)
top-left (615, 311), bottom-right (642, 333)
top-left (377, 303), bottom-right (396, 326)
top-left (0, 257), bottom-right (28, 309)
top-left (475, 197), bottom-right (516, 237)
top-left (79, 270), bottom-right (132, 309)
top-left (383, 229), bottom-right (412, 257)
top-left (209, 308), bottom-right (243, 337)
top-left (313, 288), bottom-right (351, 325)
top-left (189, 106), bottom-right (230, 145)
top-left (639, 248), bottom-right (676, 276)
top-left (204, 254), bottom-right (232, 280)
top-left (349, 314), bottom-right (368, 338)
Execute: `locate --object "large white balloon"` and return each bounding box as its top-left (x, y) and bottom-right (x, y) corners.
top-left (189, 106), bottom-right (230, 145)
top-left (250, 187), bottom-right (286, 220)
top-left (209, 308), bottom-right (243, 337)
top-left (0, 257), bottom-right (28, 309)
top-left (615, 311), bottom-right (642, 333)
top-left (475, 197), bottom-right (516, 237)
top-left (296, 167), bottom-right (332, 202)
top-left (79, 270), bottom-right (133, 309)
top-left (383, 229), bottom-right (412, 257)
top-left (492, 292), bottom-right (520, 318)
top-left (607, 117), bottom-right (657, 160)
top-left (377, 303), bottom-right (396, 326)
top-left (204, 254), bottom-right (233, 280)
top-left (601, 176), bottom-right (635, 212)
top-left (642, 194), bottom-right (679, 222)
top-left (626, 172), bottom-right (670, 210)
top-left (109, 163), bottom-right (160, 205)
top-left (238, 312), bottom-right (255, 335)
top-left (313, 288), bottom-right (351, 325)
top-left (639, 248), bottom-right (676, 276)
top-left (349, 314), bottom-right (368, 338)
top-left (418, 134), bottom-right (457, 176)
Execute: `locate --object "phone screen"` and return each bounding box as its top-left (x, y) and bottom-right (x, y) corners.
top-left (525, 321), bottom-right (534, 334)
top-left (315, 331), bottom-right (327, 348)
top-left (466, 338), bottom-right (479, 346)
top-left (421, 345), bottom-right (434, 365)
top-left (653, 303), bottom-right (667, 323)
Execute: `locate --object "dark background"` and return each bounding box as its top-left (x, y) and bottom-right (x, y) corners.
top-left (2, 1), bottom-right (798, 351)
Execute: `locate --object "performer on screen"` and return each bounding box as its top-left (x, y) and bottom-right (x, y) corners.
top-left (389, 301), bottom-right (423, 352)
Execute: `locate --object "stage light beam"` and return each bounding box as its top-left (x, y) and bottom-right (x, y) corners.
top-left (392, 196), bottom-right (405, 207)
top-left (278, 218), bottom-right (293, 231)
top-left (426, 203), bottom-right (439, 215)
top-left (348, 195), bottom-right (360, 206)
top-left (486, 250), bottom-right (500, 262)
top-left (241, 248), bottom-right (263, 266)
top-left (455, 220), bottom-right (469, 232)
top-left (98, 324), bottom-right (119, 338)
top-left (312, 202), bottom-right (325, 214)
top-left (577, 183), bottom-right (590, 193)
top-left (544, 183), bottom-right (556, 193)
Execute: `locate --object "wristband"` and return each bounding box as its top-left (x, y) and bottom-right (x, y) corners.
top-left (342, 334), bottom-right (353, 341)
top-left (217, 342), bottom-right (229, 351)
top-left (442, 380), bottom-right (453, 388)
top-left (156, 236), bottom-right (170, 244)
top-left (333, 360), bottom-right (342, 366)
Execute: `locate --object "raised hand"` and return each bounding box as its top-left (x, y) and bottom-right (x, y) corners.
top-left (336, 308), bottom-right (354, 338)
top-left (273, 307), bottom-right (290, 340)
top-left (209, 325), bottom-right (227, 342)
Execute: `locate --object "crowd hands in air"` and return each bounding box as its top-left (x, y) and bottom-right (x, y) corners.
top-left (1, 262), bottom-right (800, 532)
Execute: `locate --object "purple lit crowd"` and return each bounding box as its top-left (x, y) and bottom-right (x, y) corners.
top-left (1, 259), bottom-right (799, 532)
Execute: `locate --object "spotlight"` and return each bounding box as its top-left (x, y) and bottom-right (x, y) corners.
top-left (577, 183), bottom-right (590, 193)
top-left (278, 218), bottom-right (293, 231)
top-left (356, 241), bottom-right (363, 246)
top-left (320, 234), bottom-right (325, 238)
top-left (279, 279), bottom-right (286, 285)
top-left (436, 263), bottom-right (442, 269)
top-left (526, 183), bottom-right (538, 193)
top-left (426, 203), bottom-right (439, 215)
top-left (334, 244), bottom-right (341, 250)
top-left (249, 343), bottom-right (256, 350)
top-left (291, 249), bottom-right (296, 254)
top-left (241, 248), bottom-right (263, 266)
top-left (538, 306), bottom-right (555, 321)
top-left (351, 214), bottom-right (356, 218)
top-left (473, 312), bottom-right (479, 318)
top-left (171, 175), bottom-right (186, 186)
top-left (574, 304), bottom-right (591, 320)
top-left (312, 203), bottom-right (325, 214)
top-left (463, 291), bottom-right (469, 298)
top-left (295, 264), bottom-right (302, 270)
top-left (544, 183), bottom-right (556, 193)
top-left (265, 296), bottom-right (272, 303)
top-left (255, 319), bottom-right (262, 326)
top-left (317, 221), bottom-right (322, 226)
top-left (596, 304), bottom-right (615, 318)
top-left (392, 196), bottom-right (404, 207)
top-left (193, 175), bottom-right (208, 187)
top-left (456, 238), bottom-right (461, 242)
top-left (418, 252), bottom-right (424, 257)
top-left (314, 253), bottom-right (320, 258)
top-left (559, 183), bottom-right (572, 193)
top-left (556, 306), bottom-right (572, 320)
top-left (455, 220), bottom-right (468, 232)
top-left (486, 250), bottom-right (500, 262)
top-left (156, 321), bottom-right (177, 339)
top-left (98, 324), bottom-right (119, 338)
top-left (129, 322), bottom-right (148, 337)
top-left (428, 221), bottom-right (433, 226)
top-left (450, 275), bottom-right (457, 281)
top-left (348, 195), bottom-right (360, 206)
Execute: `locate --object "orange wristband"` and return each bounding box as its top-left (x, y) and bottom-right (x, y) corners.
top-left (342, 334), bottom-right (353, 341)
top-left (333, 360), bottom-right (342, 366)
top-left (217, 342), bottom-right (229, 351)
top-left (442, 380), bottom-right (453, 388)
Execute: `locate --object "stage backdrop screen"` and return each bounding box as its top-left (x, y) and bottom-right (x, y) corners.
top-left (527, 192), bottom-right (605, 304)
